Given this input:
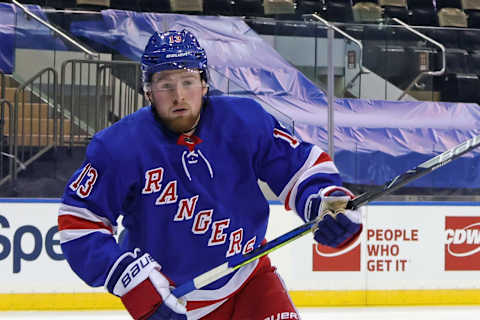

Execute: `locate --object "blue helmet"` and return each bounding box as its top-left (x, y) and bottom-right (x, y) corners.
top-left (141, 29), bottom-right (208, 84)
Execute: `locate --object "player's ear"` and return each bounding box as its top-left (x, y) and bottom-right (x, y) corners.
top-left (201, 80), bottom-right (208, 97)
top-left (145, 90), bottom-right (152, 103)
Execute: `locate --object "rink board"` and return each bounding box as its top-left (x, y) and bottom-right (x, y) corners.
top-left (1, 199), bottom-right (480, 309)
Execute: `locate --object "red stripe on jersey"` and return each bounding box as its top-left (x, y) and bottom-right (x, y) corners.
top-left (283, 152), bottom-right (332, 211)
top-left (313, 152), bottom-right (332, 166)
top-left (58, 214), bottom-right (114, 234)
top-left (284, 190), bottom-right (292, 211)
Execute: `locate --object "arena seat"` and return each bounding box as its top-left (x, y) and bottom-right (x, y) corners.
top-left (463, 0), bottom-right (480, 27)
top-left (467, 51), bottom-right (480, 74)
top-left (352, 1), bottom-right (383, 22)
top-left (409, 7), bottom-right (437, 26)
top-left (440, 73), bottom-right (480, 103)
top-left (110, 0), bottom-right (138, 10)
top-left (76, 0), bottom-right (110, 9)
top-left (16, 1), bottom-right (46, 5)
top-left (380, 0), bottom-right (408, 21)
top-left (45, 0), bottom-right (76, 9)
top-left (459, 29), bottom-right (480, 52)
top-left (138, 0), bottom-right (171, 13)
top-left (296, 0), bottom-right (325, 17)
top-left (264, 0), bottom-right (296, 17)
top-left (169, 0), bottom-right (203, 12)
top-left (204, 0), bottom-right (234, 15)
top-left (352, 0), bottom-right (377, 4)
top-left (406, 0), bottom-right (437, 26)
top-left (236, 0), bottom-right (264, 17)
top-left (326, 0), bottom-right (354, 22)
top-left (436, 0), bottom-right (462, 10)
top-left (406, 0), bottom-right (433, 9)
top-left (437, 7), bottom-right (468, 27)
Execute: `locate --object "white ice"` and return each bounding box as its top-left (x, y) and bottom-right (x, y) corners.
top-left (1, 306), bottom-right (480, 319)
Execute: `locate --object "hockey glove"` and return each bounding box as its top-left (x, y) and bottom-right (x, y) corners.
top-left (306, 186), bottom-right (362, 248)
top-left (106, 249), bottom-right (186, 320)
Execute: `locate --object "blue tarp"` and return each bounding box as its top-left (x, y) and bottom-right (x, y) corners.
top-left (0, 3), bottom-right (68, 73)
top-left (0, 3), bottom-right (15, 73)
top-left (68, 10), bottom-right (480, 189)
top-left (1, 7), bottom-right (479, 188)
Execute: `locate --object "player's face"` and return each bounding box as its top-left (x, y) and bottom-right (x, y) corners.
top-left (148, 69), bottom-right (208, 135)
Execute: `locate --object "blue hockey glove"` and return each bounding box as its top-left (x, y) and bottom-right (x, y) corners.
top-left (305, 186), bottom-right (362, 248)
top-left (106, 249), bottom-right (186, 320)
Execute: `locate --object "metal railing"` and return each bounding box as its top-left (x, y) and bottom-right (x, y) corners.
top-left (11, 67), bottom-right (58, 181)
top-left (305, 13), bottom-right (369, 90)
top-left (0, 99), bottom-right (14, 186)
top-left (1, 72), bottom-right (5, 100)
top-left (60, 59), bottom-right (144, 147)
top-left (394, 18), bottom-right (446, 101)
top-left (303, 13), bottom-right (367, 159)
top-left (12, 0), bottom-right (99, 59)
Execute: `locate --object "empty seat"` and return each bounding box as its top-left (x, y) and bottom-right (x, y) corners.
top-left (378, 0), bottom-right (405, 6)
top-left (236, 0), bottom-right (264, 17)
top-left (466, 8), bottom-right (480, 27)
top-left (326, 0), bottom-right (354, 22)
top-left (352, 2), bottom-right (383, 22)
top-left (462, 0), bottom-right (480, 10)
top-left (170, 0), bottom-right (203, 12)
top-left (383, 5), bottom-right (408, 20)
top-left (45, 0), bottom-right (76, 8)
top-left (352, 0), bottom-right (377, 4)
top-left (443, 49), bottom-right (470, 74)
top-left (363, 38), bottom-right (408, 81)
top-left (437, 7), bottom-right (468, 27)
top-left (378, 0), bottom-right (408, 20)
top-left (459, 29), bottom-right (480, 52)
top-left (139, 0), bottom-right (171, 13)
top-left (428, 28), bottom-right (461, 49)
top-left (204, 0), bottom-right (234, 15)
top-left (264, 0), bottom-right (296, 15)
top-left (441, 73), bottom-right (480, 103)
top-left (110, 0), bottom-right (138, 10)
top-left (409, 7), bottom-right (437, 26)
top-left (20, 1), bottom-right (46, 5)
top-left (76, 0), bottom-right (110, 9)
top-left (436, 0), bottom-right (462, 10)
top-left (407, 0), bottom-right (433, 9)
top-left (20, 1), bottom-right (47, 5)
top-left (467, 51), bottom-right (480, 74)
top-left (297, 0), bottom-right (325, 16)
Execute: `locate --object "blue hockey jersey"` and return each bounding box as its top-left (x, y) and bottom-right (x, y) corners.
top-left (58, 95), bottom-right (342, 317)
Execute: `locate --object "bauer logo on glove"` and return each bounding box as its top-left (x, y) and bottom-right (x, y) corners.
top-left (305, 186), bottom-right (363, 248)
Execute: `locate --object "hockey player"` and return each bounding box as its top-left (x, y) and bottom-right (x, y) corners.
top-left (58, 29), bottom-right (362, 320)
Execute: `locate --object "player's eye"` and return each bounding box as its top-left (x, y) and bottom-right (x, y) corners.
top-left (182, 80), bottom-right (194, 87)
top-left (158, 82), bottom-right (175, 90)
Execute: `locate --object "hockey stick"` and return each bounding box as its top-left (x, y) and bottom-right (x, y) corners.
top-left (172, 133), bottom-right (480, 298)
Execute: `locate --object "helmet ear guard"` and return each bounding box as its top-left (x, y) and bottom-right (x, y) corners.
top-left (141, 30), bottom-right (208, 87)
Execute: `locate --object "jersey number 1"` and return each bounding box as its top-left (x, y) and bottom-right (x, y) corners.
top-left (69, 163), bottom-right (98, 198)
top-left (273, 128), bottom-right (299, 148)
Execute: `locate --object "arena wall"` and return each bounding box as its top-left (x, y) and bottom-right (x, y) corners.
top-left (1, 199), bottom-right (480, 310)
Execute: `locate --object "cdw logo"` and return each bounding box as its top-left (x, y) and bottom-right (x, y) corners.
top-left (445, 217), bottom-right (480, 271)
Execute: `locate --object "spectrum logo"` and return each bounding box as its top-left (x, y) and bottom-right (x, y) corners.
top-left (445, 216), bottom-right (480, 271)
top-left (312, 235), bottom-right (361, 271)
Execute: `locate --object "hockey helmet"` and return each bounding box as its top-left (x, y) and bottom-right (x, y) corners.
top-left (141, 30), bottom-right (208, 85)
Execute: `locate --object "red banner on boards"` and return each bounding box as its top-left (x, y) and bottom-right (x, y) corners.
top-left (445, 216), bottom-right (480, 271)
